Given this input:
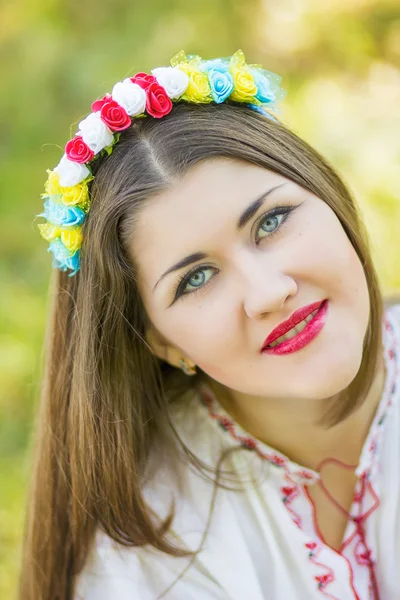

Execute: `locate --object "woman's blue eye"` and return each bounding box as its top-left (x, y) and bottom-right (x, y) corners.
top-left (172, 205), bottom-right (296, 302)
top-left (182, 268), bottom-right (214, 293)
top-left (257, 212), bottom-right (285, 241)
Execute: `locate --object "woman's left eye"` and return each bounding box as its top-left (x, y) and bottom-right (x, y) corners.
top-left (254, 206), bottom-right (293, 244)
top-left (252, 204), bottom-right (296, 245)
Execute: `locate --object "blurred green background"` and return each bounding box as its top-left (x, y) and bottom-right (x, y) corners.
top-left (1, 0), bottom-right (399, 596)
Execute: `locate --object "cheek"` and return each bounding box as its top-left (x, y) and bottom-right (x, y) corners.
top-left (298, 213), bottom-right (364, 287)
top-left (155, 305), bottom-right (236, 371)
top-left (339, 243), bottom-right (370, 330)
top-left (327, 229), bottom-right (368, 300)
top-left (301, 214), bottom-right (370, 326)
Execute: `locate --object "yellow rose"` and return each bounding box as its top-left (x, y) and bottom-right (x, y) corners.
top-left (43, 170), bottom-right (62, 197)
top-left (61, 227), bottom-right (83, 252)
top-left (229, 67), bottom-right (257, 102)
top-left (179, 65), bottom-right (212, 103)
top-left (42, 170), bottom-right (91, 211)
top-left (37, 222), bottom-right (61, 242)
top-left (61, 181), bottom-right (91, 211)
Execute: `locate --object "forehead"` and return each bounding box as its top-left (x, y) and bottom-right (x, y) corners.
top-left (134, 158), bottom-right (287, 244)
top-left (130, 158), bottom-right (289, 286)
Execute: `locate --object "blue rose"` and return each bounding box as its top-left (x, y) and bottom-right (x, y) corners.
top-left (40, 198), bottom-right (86, 228)
top-left (201, 58), bottom-right (230, 73)
top-left (208, 69), bottom-right (234, 104)
top-left (48, 239), bottom-right (80, 276)
top-left (254, 74), bottom-right (276, 104)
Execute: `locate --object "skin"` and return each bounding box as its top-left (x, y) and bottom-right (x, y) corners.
top-left (131, 157), bottom-right (386, 475)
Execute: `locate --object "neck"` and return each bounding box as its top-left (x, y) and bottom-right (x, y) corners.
top-left (205, 353), bottom-right (387, 472)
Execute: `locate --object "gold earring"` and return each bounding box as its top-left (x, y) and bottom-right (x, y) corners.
top-left (179, 358), bottom-right (197, 376)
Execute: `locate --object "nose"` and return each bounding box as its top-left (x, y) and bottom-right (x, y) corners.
top-left (240, 257), bottom-right (298, 320)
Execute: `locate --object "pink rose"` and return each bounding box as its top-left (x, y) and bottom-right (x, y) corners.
top-left (91, 93), bottom-right (113, 112)
top-left (99, 98), bottom-right (131, 132)
top-left (130, 72), bottom-right (157, 90)
top-left (65, 135), bottom-right (95, 163)
top-left (145, 82), bottom-right (173, 118)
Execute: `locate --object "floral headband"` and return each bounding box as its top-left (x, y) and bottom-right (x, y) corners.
top-left (36, 49), bottom-right (286, 276)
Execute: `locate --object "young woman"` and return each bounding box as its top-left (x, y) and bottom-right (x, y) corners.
top-left (20, 51), bottom-right (400, 600)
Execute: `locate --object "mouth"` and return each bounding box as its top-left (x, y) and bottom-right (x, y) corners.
top-left (261, 299), bottom-right (329, 355)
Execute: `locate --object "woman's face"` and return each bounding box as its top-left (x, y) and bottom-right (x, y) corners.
top-left (131, 157), bottom-right (370, 404)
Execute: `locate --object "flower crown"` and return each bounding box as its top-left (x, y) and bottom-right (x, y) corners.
top-left (36, 49), bottom-right (286, 276)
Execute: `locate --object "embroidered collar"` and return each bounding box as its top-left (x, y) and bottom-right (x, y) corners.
top-left (197, 308), bottom-right (399, 486)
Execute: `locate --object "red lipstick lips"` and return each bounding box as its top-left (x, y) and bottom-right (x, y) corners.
top-left (261, 300), bottom-right (326, 351)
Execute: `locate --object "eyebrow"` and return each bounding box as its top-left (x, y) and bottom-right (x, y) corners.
top-left (153, 182), bottom-right (287, 292)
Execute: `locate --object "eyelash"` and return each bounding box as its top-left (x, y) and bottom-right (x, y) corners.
top-left (171, 204), bottom-right (298, 303)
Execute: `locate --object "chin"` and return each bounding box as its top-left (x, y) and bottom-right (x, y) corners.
top-left (297, 358), bottom-right (363, 401)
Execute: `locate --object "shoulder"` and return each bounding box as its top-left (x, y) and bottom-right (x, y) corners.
top-left (385, 297), bottom-right (400, 334)
top-left (73, 527), bottom-right (199, 600)
top-left (384, 296), bottom-right (400, 315)
top-left (73, 530), bottom-right (152, 600)
top-left (73, 389), bottom-right (224, 600)
top-left (384, 295), bottom-right (400, 308)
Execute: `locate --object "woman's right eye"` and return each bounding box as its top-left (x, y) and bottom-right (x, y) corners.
top-left (173, 266), bottom-right (217, 301)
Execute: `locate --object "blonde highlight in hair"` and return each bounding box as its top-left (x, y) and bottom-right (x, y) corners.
top-left (19, 102), bottom-right (384, 600)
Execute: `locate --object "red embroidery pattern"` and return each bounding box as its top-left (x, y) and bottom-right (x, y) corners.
top-left (298, 469), bottom-right (316, 481)
top-left (199, 390), bottom-right (319, 483)
top-left (340, 476), bottom-right (381, 600)
top-left (305, 541), bottom-right (339, 599)
top-left (281, 476), bottom-right (302, 528)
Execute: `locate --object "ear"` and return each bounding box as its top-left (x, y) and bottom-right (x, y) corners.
top-left (145, 326), bottom-right (169, 361)
top-left (145, 326), bottom-right (195, 371)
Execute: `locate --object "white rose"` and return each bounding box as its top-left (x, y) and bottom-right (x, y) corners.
top-left (151, 66), bottom-right (189, 99)
top-left (111, 79), bottom-right (147, 116)
top-left (53, 154), bottom-right (90, 187)
top-left (78, 111), bottom-right (114, 154)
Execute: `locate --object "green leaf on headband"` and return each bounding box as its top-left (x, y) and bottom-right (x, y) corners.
top-left (103, 133), bottom-right (121, 156)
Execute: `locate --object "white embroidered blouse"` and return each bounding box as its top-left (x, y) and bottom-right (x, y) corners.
top-left (75, 304), bottom-right (400, 600)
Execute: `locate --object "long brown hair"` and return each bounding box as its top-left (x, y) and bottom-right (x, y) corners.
top-left (19, 102), bottom-right (384, 599)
